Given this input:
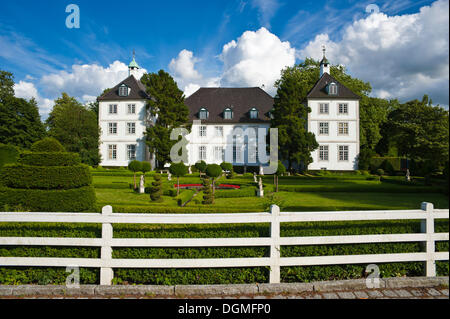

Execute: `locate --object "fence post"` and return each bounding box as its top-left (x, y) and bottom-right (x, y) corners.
top-left (269, 204), bottom-right (280, 284)
top-left (100, 205), bottom-right (114, 285)
top-left (421, 202), bottom-right (436, 277)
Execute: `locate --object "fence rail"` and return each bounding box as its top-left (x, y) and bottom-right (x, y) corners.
top-left (0, 202), bottom-right (448, 285)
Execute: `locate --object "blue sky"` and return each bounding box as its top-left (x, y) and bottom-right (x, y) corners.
top-left (1, 0), bottom-right (448, 116)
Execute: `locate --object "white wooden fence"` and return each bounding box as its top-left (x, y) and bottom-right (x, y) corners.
top-left (0, 202), bottom-right (448, 285)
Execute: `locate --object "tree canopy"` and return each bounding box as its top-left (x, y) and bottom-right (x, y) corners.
top-left (141, 70), bottom-right (190, 168)
top-left (46, 93), bottom-right (100, 166)
top-left (0, 70), bottom-right (46, 149)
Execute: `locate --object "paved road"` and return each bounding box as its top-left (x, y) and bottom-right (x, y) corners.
top-left (5, 286), bottom-right (448, 299)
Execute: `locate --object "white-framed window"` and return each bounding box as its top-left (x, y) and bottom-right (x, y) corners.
top-left (249, 107), bottom-right (258, 119)
top-left (338, 103), bottom-right (348, 114)
top-left (109, 104), bottom-right (117, 114)
top-left (338, 145), bottom-right (349, 161)
top-left (224, 108), bottom-right (233, 120)
top-left (319, 145), bottom-right (329, 161)
top-left (199, 108), bottom-right (208, 120)
top-left (338, 122), bottom-right (349, 135)
top-left (127, 122), bottom-right (136, 134)
top-left (319, 122), bottom-right (329, 135)
top-left (214, 146), bottom-right (224, 162)
top-left (118, 85), bottom-right (128, 97)
top-left (127, 104), bottom-right (136, 114)
top-left (199, 146), bottom-right (206, 161)
top-left (127, 144), bottom-right (136, 160)
top-left (108, 122), bottom-right (117, 135)
top-left (108, 144), bottom-right (117, 160)
top-left (328, 82), bottom-right (338, 95)
top-left (319, 103), bottom-right (329, 114)
top-left (215, 126), bottom-right (223, 137)
top-left (199, 126), bottom-right (207, 137)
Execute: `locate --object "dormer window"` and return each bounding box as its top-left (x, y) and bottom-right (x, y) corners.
top-left (328, 82), bottom-right (338, 95)
top-left (249, 107), bottom-right (258, 119)
top-left (119, 84), bottom-right (129, 97)
top-left (199, 107), bottom-right (209, 120)
top-left (224, 108), bottom-right (233, 120)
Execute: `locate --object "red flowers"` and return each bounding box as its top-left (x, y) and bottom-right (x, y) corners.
top-left (174, 184), bottom-right (240, 189)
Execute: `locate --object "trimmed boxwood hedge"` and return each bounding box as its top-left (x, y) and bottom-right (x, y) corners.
top-left (214, 187), bottom-right (257, 198)
top-left (18, 152), bottom-right (81, 167)
top-left (1, 164), bottom-right (92, 189)
top-left (0, 220), bottom-right (447, 285)
top-left (0, 186), bottom-right (96, 212)
top-left (0, 144), bottom-right (19, 170)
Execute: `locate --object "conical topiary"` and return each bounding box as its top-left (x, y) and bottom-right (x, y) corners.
top-left (0, 137), bottom-right (96, 212)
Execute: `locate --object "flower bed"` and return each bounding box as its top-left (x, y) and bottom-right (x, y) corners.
top-left (174, 184), bottom-right (240, 189)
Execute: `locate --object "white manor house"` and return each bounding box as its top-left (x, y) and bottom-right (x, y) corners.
top-left (98, 51), bottom-right (360, 171)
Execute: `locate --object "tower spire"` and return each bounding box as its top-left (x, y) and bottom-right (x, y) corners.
top-left (128, 50), bottom-right (140, 77)
top-left (320, 45), bottom-right (330, 77)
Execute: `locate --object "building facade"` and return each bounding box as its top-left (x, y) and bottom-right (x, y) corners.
top-left (306, 51), bottom-right (360, 171)
top-left (98, 51), bottom-right (360, 171)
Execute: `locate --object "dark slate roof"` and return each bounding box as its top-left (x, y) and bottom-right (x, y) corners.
top-left (97, 75), bottom-right (150, 101)
top-left (185, 87), bottom-right (273, 124)
top-left (307, 72), bottom-right (361, 100)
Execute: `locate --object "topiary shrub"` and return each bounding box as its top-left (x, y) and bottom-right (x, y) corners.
top-left (195, 160), bottom-right (207, 177)
top-left (30, 137), bottom-right (65, 153)
top-left (376, 168), bottom-right (384, 177)
top-left (150, 173), bottom-right (163, 202)
top-left (169, 162), bottom-right (188, 196)
top-left (206, 164), bottom-right (222, 200)
top-left (0, 138), bottom-right (95, 212)
top-left (128, 160), bottom-right (142, 190)
top-left (201, 178), bottom-right (213, 205)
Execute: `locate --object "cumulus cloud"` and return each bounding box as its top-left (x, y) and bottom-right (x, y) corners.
top-left (14, 80), bottom-right (54, 115)
top-left (170, 28), bottom-right (296, 96)
top-left (219, 27), bottom-right (296, 95)
top-left (169, 49), bottom-right (220, 97)
top-left (298, 0), bottom-right (449, 106)
top-left (40, 61), bottom-right (147, 100)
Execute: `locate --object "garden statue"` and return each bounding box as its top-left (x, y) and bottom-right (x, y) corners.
top-left (253, 172), bottom-right (257, 183)
top-left (257, 177), bottom-right (264, 197)
top-left (168, 172), bottom-right (172, 180)
top-left (139, 175), bottom-right (145, 194)
top-left (259, 165), bottom-right (264, 176)
top-left (405, 169), bottom-right (411, 182)
top-left (188, 166), bottom-right (192, 174)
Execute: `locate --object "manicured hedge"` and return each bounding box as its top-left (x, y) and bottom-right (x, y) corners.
top-left (215, 187), bottom-right (257, 198)
top-left (277, 184), bottom-right (444, 193)
top-left (370, 157), bottom-right (403, 172)
top-left (1, 164), bottom-right (92, 189)
top-left (0, 220), bottom-right (447, 284)
top-left (0, 144), bottom-right (19, 171)
top-left (18, 152), bottom-right (81, 167)
top-left (0, 186), bottom-right (96, 212)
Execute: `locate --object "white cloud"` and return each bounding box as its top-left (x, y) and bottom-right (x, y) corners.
top-left (169, 50), bottom-right (201, 81)
top-left (169, 49), bottom-right (220, 97)
top-left (298, 0), bottom-right (449, 106)
top-left (219, 27), bottom-right (296, 95)
top-left (14, 80), bottom-right (53, 115)
top-left (40, 61), bottom-right (147, 100)
top-left (169, 28), bottom-right (296, 96)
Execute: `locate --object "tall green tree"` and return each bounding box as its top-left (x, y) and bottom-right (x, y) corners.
top-left (0, 71), bottom-right (15, 102)
top-left (0, 70), bottom-right (46, 149)
top-left (387, 95), bottom-right (449, 173)
top-left (46, 93), bottom-right (100, 166)
top-left (141, 70), bottom-right (189, 168)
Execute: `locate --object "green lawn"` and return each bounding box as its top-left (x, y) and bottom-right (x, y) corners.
top-left (92, 171), bottom-right (449, 213)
